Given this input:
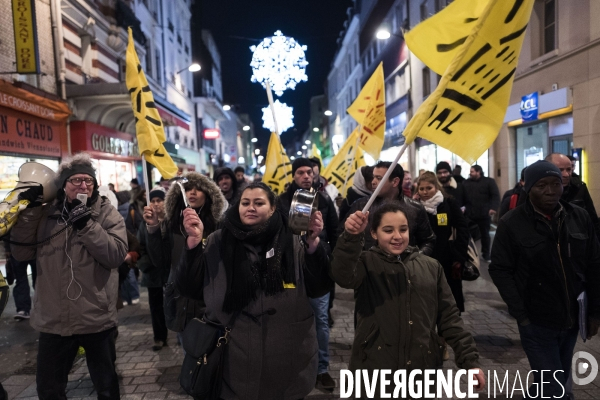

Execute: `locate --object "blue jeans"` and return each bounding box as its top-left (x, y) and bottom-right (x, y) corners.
top-left (518, 323), bottom-right (579, 399)
top-left (309, 293), bottom-right (330, 374)
top-left (11, 257), bottom-right (36, 313)
top-left (120, 269), bottom-right (140, 304)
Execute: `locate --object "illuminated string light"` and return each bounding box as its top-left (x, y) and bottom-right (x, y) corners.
top-left (261, 100), bottom-right (294, 134)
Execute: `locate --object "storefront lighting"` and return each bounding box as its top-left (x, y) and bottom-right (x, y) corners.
top-left (238, 156), bottom-right (245, 164)
top-left (203, 128), bottom-right (221, 139)
top-left (223, 105), bottom-right (231, 111)
top-left (243, 125), bottom-right (251, 131)
top-left (251, 137), bottom-right (258, 143)
top-left (175, 144), bottom-right (180, 149)
top-left (332, 134), bottom-right (344, 144)
top-left (324, 110), bottom-right (333, 116)
top-left (257, 155), bottom-right (264, 163)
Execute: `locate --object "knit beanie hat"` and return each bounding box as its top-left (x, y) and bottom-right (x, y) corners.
top-left (524, 160), bottom-right (562, 193)
top-left (56, 153), bottom-right (97, 189)
top-left (213, 167), bottom-right (236, 183)
top-left (436, 161), bottom-right (452, 173)
top-left (292, 158), bottom-right (314, 175)
top-left (149, 188), bottom-right (166, 201)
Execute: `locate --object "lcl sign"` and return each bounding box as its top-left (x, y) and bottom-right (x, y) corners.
top-left (203, 128), bottom-right (220, 139)
top-left (520, 92), bottom-right (538, 122)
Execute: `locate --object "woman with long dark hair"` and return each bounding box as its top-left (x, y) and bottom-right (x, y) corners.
top-left (176, 182), bottom-right (331, 399)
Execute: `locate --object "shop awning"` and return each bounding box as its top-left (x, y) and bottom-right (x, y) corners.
top-left (154, 96), bottom-right (191, 130)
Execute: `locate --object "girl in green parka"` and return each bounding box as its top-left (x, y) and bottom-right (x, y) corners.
top-left (332, 202), bottom-right (485, 397)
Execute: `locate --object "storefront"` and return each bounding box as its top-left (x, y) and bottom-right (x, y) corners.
top-left (69, 120), bottom-right (140, 191)
top-left (0, 79), bottom-right (70, 200)
top-left (415, 139), bottom-right (489, 178)
top-left (503, 88), bottom-right (573, 182)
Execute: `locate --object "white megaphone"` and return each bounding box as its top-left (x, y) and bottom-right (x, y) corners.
top-left (0, 162), bottom-right (58, 236)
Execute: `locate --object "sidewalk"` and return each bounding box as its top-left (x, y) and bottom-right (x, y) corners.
top-left (1, 260), bottom-right (600, 399)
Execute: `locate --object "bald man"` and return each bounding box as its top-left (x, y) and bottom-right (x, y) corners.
top-left (546, 153), bottom-right (600, 235)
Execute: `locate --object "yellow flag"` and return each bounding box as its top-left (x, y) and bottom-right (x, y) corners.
top-left (346, 63), bottom-right (385, 160)
top-left (126, 28), bottom-right (178, 179)
top-left (322, 129), bottom-right (366, 198)
top-left (405, 0), bottom-right (492, 76)
top-left (311, 144), bottom-right (322, 165)
top-left (263, 132), bottom-right (292, 195)
top-left (403, 0), bottom-right (534, 164)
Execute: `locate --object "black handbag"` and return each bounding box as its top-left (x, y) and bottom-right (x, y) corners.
top-left (179, 314), bottom-right (237, 399)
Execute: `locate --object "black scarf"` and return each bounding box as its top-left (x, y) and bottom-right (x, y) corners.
top-left (220, 206), bottom-right (296, 313)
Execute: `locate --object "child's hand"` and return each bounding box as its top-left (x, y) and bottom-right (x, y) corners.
top-left (345, 211), bottom-right (369, 235)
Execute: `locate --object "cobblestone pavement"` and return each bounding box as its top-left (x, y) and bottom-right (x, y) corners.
top-left (1, 252), bottom-right (600, 399)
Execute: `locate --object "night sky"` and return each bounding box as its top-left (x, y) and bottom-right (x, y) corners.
top-left (197, 0), bottom-right (354, 149)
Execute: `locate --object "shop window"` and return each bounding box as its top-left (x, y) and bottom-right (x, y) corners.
top-left (515, 121), bottom-right (549, 182)
top-left (145, 42), bottom-right (153, 78)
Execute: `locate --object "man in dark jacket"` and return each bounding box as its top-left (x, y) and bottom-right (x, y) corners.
top-left (277, 158), bottom-right (338, 390)
top-left (213, 167), bottom-right (239, 206)
top-left (498, 167), bottom-right (526, 219)
top-left (461, 165), bottom-right (500, 261)
top-left (436, 161), bottom-right (465, 206)
top-left (489, 160), bottom-right (600, 399)
top-left (339, 161), bottom-right (436, 255)
top-left (546, 153), bottom-right (600, 236)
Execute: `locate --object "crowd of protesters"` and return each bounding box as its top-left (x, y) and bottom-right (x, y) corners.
top-left (1, 150), bottom-right (598, 399)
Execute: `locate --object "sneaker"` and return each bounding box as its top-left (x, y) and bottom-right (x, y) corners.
top-left (316, 372), bottom-right (335, 390)
top-left (131, 298), bottom-right (140, 305)
top-left (152, 340), bottom-right (164, 351)
top-left (14, 311), bottom-right (30, 321)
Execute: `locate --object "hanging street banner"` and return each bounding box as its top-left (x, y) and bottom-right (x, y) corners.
top-left (125, 27), bottom-right (177, 179)
top-left (322, 129), bottom-right (366, 198)
top-left (346, 63), bottom-right (386, 160)
top-left (403, 0), bottom-right (535, 164)
top-left (12, 0), bottom-right (40, 74)
top-left (264, 132), bottom-right (292, 195)
top-left (311, 144), bottom-right (322, 166)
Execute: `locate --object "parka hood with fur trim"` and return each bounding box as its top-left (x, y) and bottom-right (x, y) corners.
top-left (164, 172), bottom-right (227, 223)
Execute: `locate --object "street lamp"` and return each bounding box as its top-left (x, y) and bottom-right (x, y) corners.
top-left (251, 137), bottom-right (258, 142)
top-left (223, 105), bottom-right (231, 111)
top-left (376, 28), bottom-right (391, 40)
top-left (301, 145), bottom-right (307, 150)
top-left (324, 110), bottom-right (333, 116)
top-left (305, 139), bottom-right (311, 144)
top-left (312, 127), bottom-right (319, 132)
top-left (243, 125), bottom-right (251, 131)
top-left (297, 151), bottom-right (302, 155)
top-left (255, 149), bottom-right (261, 155)
top-left (175, 63), bottom-right (201, 74)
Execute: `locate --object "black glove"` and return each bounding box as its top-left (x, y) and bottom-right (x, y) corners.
top-left (17, 185), bottom-right (43, 208)
top-left (69, 199), bottom-right (92, 230)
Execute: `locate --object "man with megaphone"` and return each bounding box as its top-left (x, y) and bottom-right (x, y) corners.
top-left (10, 152), bottom-right (127, 400)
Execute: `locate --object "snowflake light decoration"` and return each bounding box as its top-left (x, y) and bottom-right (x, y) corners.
top-left (262, 100), bottom-right (294, 134)
top-left (250, 30), bottom-right (308, 96)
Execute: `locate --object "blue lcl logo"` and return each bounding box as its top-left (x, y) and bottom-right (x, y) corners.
top-left (520, 92), bottom-right (538, 122)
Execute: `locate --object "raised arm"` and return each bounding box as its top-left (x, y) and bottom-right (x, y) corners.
top-left (331, 211), bottom-right (369, 289)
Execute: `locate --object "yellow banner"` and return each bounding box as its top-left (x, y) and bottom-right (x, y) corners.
top-left (322, 129), bottom-right (366, 198)
top-left (125, 28), bottom-right (178, 179)
top-left (405, 0), bottom-right (492, 76)
top-left (311, 144), bottom-right (322, 166)
top-left (12, 0), bottom-right (39, 74)
top-left (346, 63), bottom-right (385, 160)
top-left (263, 132), bottom-right (292, 195)
top-left (403, 0), bottom-right (534, 164)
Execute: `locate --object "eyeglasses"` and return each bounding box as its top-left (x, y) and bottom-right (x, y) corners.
top-left (67, 177), bottom-right (95, 186)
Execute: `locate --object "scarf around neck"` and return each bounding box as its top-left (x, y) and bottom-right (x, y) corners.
top-left (352, 168), bottom-right (372, 197)
top-left (421, 190), bottom-right (444, 215)
top-left (220, 206), bottom-right (296, 313)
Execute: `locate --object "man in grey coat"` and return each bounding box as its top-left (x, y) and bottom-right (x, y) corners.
top-left (11, 153), bottom-right (127, 400)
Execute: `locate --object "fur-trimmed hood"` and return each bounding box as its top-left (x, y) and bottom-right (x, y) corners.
top-left (164, 171), bottom-right (227, 223)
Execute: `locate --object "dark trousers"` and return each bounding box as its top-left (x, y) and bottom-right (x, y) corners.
top-left (37, 327), bottom-right (120, 400)
top-left (518, 323), bottom-right (578, 399)
top-left (148, 286), bottom-right (168, 342)
top-left (12, 256), bottom-right (36, 313)
top-left (472, 216), bottom-right (491, 257)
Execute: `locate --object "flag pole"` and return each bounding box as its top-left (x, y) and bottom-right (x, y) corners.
top-left (341, 130), bottom-right (361, 196)
top-left (265, 81), bottom-right (280, 136)
top-left (141, 154), bottom-right (151, 205)
top-left (361, 141), bottom-right (409, 213)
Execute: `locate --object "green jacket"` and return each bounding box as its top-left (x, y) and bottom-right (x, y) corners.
top-left (331, 231), bottom-right (479, 372)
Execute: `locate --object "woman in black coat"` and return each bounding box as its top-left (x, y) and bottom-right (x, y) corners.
top-left (416, 171), bottom-right (470, 312)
